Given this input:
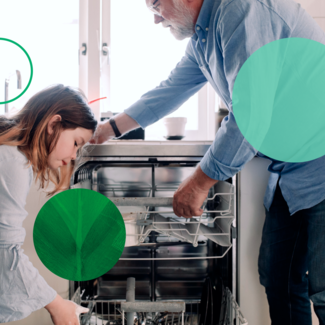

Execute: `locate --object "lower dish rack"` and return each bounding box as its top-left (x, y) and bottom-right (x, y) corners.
top-left (71, 285), bottom-right (248, 325)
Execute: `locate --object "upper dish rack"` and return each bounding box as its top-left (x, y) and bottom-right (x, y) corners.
top-left (72, 182), bottom-right (235, 254)
top-left (109, 180), bottom-right (234, 248)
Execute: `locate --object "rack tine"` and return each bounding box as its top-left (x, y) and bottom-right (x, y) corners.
top-left (100, 302), bottom-right (104, 325)
top-left (236, 306), bottom-right (239, 325)
top-left (110, 197), bottom-right (174, 207)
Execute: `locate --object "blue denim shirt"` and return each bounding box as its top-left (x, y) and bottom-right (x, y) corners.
top-left (125, 0), bottom-right (325, 215)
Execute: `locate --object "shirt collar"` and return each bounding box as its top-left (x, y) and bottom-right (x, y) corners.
top-left (195, 0), bottom-right (221, 32)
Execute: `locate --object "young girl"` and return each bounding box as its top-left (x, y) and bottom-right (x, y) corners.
top-left (0, 84), bottom-right (97, 324)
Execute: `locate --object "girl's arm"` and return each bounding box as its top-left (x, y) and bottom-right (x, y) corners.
top-left (0, 148), bottom-right (88, 324)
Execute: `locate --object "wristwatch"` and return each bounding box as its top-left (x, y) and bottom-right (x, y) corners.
top-left (109, 118), bottom-right (122, 138)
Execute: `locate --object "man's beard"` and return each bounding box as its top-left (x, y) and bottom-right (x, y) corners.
top-left (164, 0), bottom-right (196, 40)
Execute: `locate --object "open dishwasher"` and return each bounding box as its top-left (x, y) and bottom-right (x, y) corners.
top-left (69, 142), bottom-right (247, 325)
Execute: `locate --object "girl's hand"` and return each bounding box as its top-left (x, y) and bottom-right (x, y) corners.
top-left (45, 294), bottom-right (89, 325)
top-left (89, 113), bottom-right (140, 144)
top-left (89, 121), bottom-right (114, 144)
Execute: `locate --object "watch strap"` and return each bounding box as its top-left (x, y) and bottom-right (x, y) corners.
top-left (109, 118), bottom-right (122, 138)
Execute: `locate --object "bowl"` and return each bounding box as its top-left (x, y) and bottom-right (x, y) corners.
top-left (118, 206), bottom-right (147, 247)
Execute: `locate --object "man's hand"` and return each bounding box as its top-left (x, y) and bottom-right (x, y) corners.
top-left (173, 165), bottom-right (218, 218)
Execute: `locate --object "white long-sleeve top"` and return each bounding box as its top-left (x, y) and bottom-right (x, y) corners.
top-left (0, 145), bottom-right (57, 322)
top-left (0, 145), bottom-right (33, 245)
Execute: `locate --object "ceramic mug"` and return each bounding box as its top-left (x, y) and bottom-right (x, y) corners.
top-left (162, 117), bottom-right (187, 138)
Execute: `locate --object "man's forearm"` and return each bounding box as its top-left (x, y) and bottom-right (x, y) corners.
top-left (93, 113), bottom-right (140, 143)
top-left (194, 165), bottom-right (218, 190)
top-left (90, 112), bottom-right (141, 144)
top-left (114, 113), bottom-right (140, 135)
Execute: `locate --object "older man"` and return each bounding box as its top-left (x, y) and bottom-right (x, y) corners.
top-left (91, 0), bottom-right (325, 323)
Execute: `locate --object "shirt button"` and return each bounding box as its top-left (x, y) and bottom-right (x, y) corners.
top-left (197, 26), bottom-right (200, 30)
top-left (202, 39), bottom-right (206, 42)
top-left (206, 28), bottom-right (209, 31)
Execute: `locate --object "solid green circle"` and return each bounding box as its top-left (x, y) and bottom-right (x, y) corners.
top-left (33, 189), bottom-right (126, 281)
top-left (0, 38), bottom-right (33, 104)
top-left (233, 38), bottom-right (325, 163)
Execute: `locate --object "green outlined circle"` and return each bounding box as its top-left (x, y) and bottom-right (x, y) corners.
top-left (33, 189), bottom-right (126, 281)
top-left (0, 38), bottom-right (33, 104)
top-left (233, 38), bottom-right (325, 163)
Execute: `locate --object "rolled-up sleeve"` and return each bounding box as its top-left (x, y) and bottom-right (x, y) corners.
top-left (200, 0), bottom-right (289, 180)
top-left (124, 41), bottom-right (207, 128)
top-left (200, 112), bottom-right (257, 180)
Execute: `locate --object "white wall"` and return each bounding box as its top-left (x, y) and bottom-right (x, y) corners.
top-left (292, 2), bottom-right (324, 323)
top-left (238, 156), bottom-right (321, 325)
top-left (298, 3), bottom-right (323, 321)
top-left (295, 0), bottom-right (325, 32)
top-left (238, 157), bottom-right (271, 325)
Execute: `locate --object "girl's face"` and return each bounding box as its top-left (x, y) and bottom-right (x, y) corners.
top-left (47, 115), bottom-right (93, 170)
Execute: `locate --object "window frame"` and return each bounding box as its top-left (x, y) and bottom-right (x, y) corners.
top-left (79, 0), bottom-right (216, 140)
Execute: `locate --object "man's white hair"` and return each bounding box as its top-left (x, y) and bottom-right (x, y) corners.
top-left (170, 0), bottom-right (196, 40)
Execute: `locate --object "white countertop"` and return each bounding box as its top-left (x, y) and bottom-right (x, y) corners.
top-left (100, 140), bottom-right (213, 146)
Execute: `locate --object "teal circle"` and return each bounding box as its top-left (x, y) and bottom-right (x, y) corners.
top-left (233, 38), bottom-right (325, 163)
top-left (33, 189), bottom-right (126, 281)
top-left (0, 38), bottom-right (33, 104)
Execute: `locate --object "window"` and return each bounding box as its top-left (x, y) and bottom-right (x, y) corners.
top-left (109, 0), bottom-right (199, 133)
top-left (1, 1), bottom-right (216, 140)
top-left (0, 0), bottom-right (79, 115)
top-left (80, 0), bottom-right (216, 141)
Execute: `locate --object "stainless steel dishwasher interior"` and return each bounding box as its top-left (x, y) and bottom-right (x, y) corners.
top-left (69, 144), bottom-right (246, 325)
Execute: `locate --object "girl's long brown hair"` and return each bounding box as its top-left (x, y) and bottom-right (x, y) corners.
top-left (0, 84), bottom-right (97, 196)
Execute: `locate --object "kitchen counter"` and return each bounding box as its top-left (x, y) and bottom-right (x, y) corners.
top-left (100, 140), bottom-right (213, 145)
top-left (84, 141), bottom-right (213, 157)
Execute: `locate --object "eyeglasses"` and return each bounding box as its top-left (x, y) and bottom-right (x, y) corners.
top-left (149, 0), bottom-right (163, 17)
